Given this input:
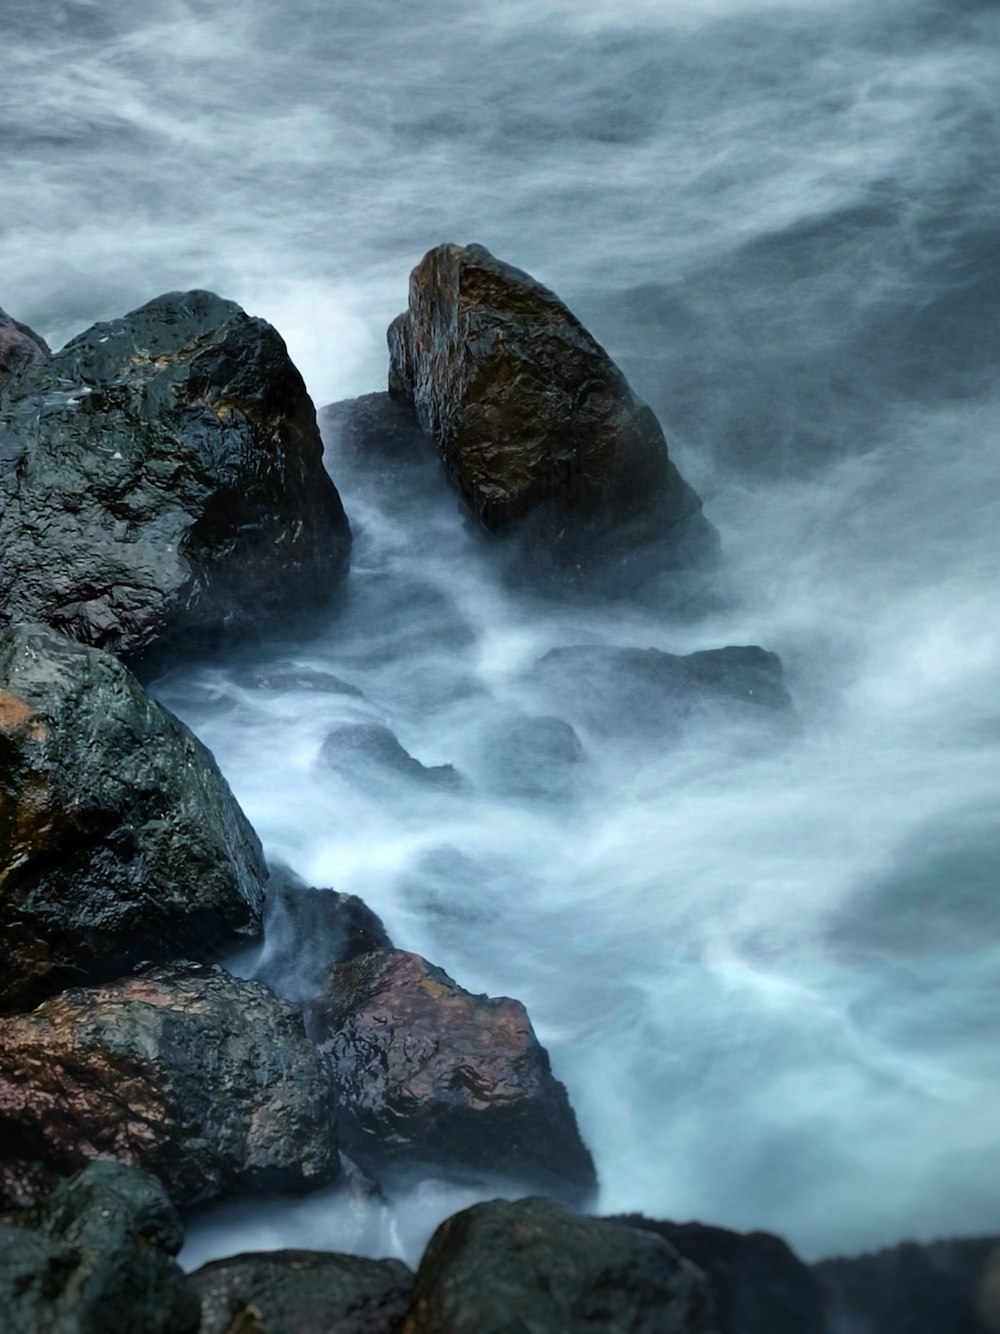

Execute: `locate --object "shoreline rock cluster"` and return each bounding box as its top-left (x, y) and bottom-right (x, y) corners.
top-left (0, 248), bottom-right (985, 1329)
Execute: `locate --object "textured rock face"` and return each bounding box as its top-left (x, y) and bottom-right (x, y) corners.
top-left (191, 1250), bottom-right (414, 1334)
top-left (306, 949), bottom-right (596, 1202)
top-left (0, 624), bottom-right (265, 1012)
top-left (532, 643), bottom-right (793, 742)
top-left (612, 1216), bottom-right (826, 1334)
top-left (0, 289), bottom-right (350, 659)
top-left (0, 306), bottom-right (50, 388)
top-left (402, 1197), bottom-right (714, 1334)
top-left (0, 963), bottom-right (339, 1206)
top-left (0, 1160), bottom-right (199, 1334)
top-left (386, 243), bottom-right (710, 559)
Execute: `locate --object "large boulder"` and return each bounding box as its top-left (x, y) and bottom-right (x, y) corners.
top-left (531, 643), bottom-right (793, 743)
top-left (191, 1250), bottom-right (414, 1334)
top-left (0, 624), bottom-right (265, 1012)
top-left (0, 963), bottom-right (340, 1206)
top-left (306, 949), bottom-right (596, 1203)
top-left (402, 1197), bottom-right (714, 1333)
top-left (0, 289), bottom-right (350, 660)
top-left (386, 243), bottom-right (713, 569)
top-left (0, 306), bottom-right (50, 388)
top-left (0, 1160), bottom-right (199, 1334)
top-left (611, 1216), bottom-right (826, 1334)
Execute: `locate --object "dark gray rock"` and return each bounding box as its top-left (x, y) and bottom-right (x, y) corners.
top-left (402, 1197), bottom-right (714, 1333)
top-left (386, 243), bottom-right (715, 577)
top-left (0, 963), bottom-right (340, 1206)
top-left (816, 1236), bottom-right (1000, 1334)
top-left (190, 1249), bottom-right (413, 1334)
top-left (611, 1215), bottom-right (826, 1334)
top-left (477, 713), bottom-right (585, 800)
top-left (0, 1159), bottom-right (60, 1212)
top-left (0, 290), bottom-right (350, 661)
top-left (253, 863), bottom-right (393, 1003)
top-left (0, 1160), bottom-right (199, 1334)
top-left (306, 949), bottom-right (596, 1204)
top-left (0, 623), bottom-right (265, 1012)
top-left (0, 306), bottom-right (50, 388)
top-left (532, 643), bottom-right (792, 742)
top-left (319, 721), bottom-right (462, 791)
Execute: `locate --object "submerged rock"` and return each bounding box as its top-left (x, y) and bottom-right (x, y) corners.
top-left (402, 1197), bottom-right (713, 1333)
top-left (0, 306), bottom-right (49, 387)
top-left (0, 963), bottom-right (339, 1206)
top-left (532, 643), bottom-right (792, 742)
top-left (0, 1160), bottom-right (199, 1334)
top-left (0, 289), bottom-right (350, 660)
top-left (476, 712), bottom-right (585, 801)
top-left (0, 624), bottom-right (265, 1012)
top-left (612, 1216), bottom-right (826, 1334)
top-left (191, 1249), bottom-right (414, 1334)
top-left (319, 721), bottom-right (463, 792)
top-left (306, 949), bottom-right (596, 1203)
top-left (386, 243), bottom-right (714, 573)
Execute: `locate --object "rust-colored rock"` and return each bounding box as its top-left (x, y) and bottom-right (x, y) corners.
top-left (0, 963), bottom-right (339, 1206)
top-left (387, 243), bottom-right (712, 571)
top-left (0, 306), bottom-right (49, 388)
top-left (306, 949), bottom-right (596, 1203)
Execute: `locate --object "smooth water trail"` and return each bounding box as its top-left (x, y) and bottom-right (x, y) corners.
top-left (2, 0), bottom-right (999, 1267)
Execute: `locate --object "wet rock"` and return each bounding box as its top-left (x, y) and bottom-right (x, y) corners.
top-left (253, 864), bottom-right (393, 1003)
top-left (321, 390), bottom-right (433, 468)
top-left (191, 1249), bottom-right (413, 1334)
top-left (815, 1235), bottom-right (1000, 1334)
top-left (232, 661), bottom-right (365, 697)
top-left (0, 1159), bottom-right (60, 1212)
top-left (305, 949), bottom-right (596, 1203)
top-left (402, 1196), bottom-right (714, 1333)
top-left (0, 289), bottom-right (350, 660)
top-left (0, 623), bottom-right (265, 1012)
top-left (0, 1160), bottom-right (199, 1334)
top-left (611, 1215), bottom-right (825, 1334)
top-left (386, 243), bottom-right (714, 571)
top-left (532, 643), bottom-right (792, 742)
top-left (477, 713), bottom-right (585, 800)
top-left (0, 963), bottom-right (339, 1206)
top-left (0, 306), bottom-right (50, 387)
top-left (319, 721), bottom-right (462, 791)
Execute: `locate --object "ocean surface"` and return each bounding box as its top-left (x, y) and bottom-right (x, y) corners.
top-left (3, 0), bottom-right (999, 1268)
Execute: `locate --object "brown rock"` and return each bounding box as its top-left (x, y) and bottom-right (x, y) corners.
top-left (0, 963), bottom-right (340, 1206)
top-left (305, 949), bottom-right (596, 1203)
top-left (386, 243), bottom-right (712, 569)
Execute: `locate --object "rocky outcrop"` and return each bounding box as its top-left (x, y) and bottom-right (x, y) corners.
top-left (0, 963), bottom-right (339, 1206)
top-left (0, 624), bottom-right (265, 1012)
top-left (0, 306), bottom-right (50, 387)
top-left (612, 1216), bottom-right (826, 1334)
top-left (0, 289), bottom-right (350, 660)
top-left (402, 1197), bottom-right (714, 1333)
top-left (386, 243), bottom-right (714, 571)
top-left (306, 949), bottom-right (596, 1203)
top-left (191, 1250), bottom-right (414, 1334)
top-left (532, 643), bottom-right (793, 742)
top-left (0, 1160), bottom-right (199, 1334)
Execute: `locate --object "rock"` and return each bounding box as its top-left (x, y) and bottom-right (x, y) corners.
top-left (0, 1160), bottom-right (199, 1334)
top-left (476, 713), bottom-right (585, 800)
top-left (0, 306), bottom-right (50, 388)
top-left (386, 243), bottom-right (714, 571)
top-left (232, 661), bottom-right (365, 697)
top-left (319, 722), bottom-right (463, 792)
top-left (815, 1236), bottom-right (1000, 1334)
top-left (321, 391), bottom-right (433, 469)
top-left (190, 1249), bottom-right (414, 1334)
top-left (305, 949), bottom-right (596, 1203)
top-left (532, 643), bottom-right (792, 743)
top-left (253, 864), bottom-right (393, 1003)
top-left (0, 290), bottom-right (350, 660)
top-left (0, 963), bottom-right (339, 1206)
top-left (402, 1196), bottom-right (714, 1333)
top-left (610, 1216), bottom-right (826, 1334)
top-left (0, 623), bottom-right (265, 1012)
top-left (0, 1159), bottom-right (60, 1212)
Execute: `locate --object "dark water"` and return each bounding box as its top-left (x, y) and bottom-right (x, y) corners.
top-left (3, 0), bottom-right (999, 1267)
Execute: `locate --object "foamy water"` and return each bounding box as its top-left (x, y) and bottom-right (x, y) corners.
top-left (3, 0), bottom-right (999, 1267)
